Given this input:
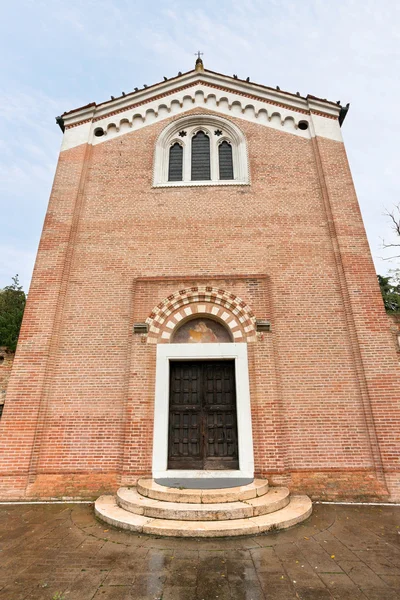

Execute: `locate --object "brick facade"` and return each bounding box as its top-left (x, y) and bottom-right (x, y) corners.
top-left (1, 74), bottom-right (399, 501)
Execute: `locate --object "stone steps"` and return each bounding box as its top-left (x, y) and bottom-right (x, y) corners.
top-left (137, 477), bottom-right (269, 503)
top-left (95, 494), bottom-right (312, 537)
top-left (95, 478), bottom-right (312, 537)
top-left (117, 486), bottom-right (290, 520)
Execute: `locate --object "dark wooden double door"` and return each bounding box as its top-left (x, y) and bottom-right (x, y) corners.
top-left (168, 360), bottom-right (239, 470)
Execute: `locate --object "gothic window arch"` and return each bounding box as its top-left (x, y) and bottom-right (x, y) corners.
top-left (168, 142), bottom-right (183, 181)
top-left (218, 140), bottom-right (234, 180)
top-left (153, 115), bottom-right (249, 187)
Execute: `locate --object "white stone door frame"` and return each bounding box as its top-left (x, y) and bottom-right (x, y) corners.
top-left (152, 343), bottom-right (254, 481)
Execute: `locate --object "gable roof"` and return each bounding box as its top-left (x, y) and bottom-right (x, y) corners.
top-left (57, 64), bottom-right (349, 132)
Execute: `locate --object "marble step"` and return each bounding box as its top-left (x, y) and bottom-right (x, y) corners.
top-left (137, 478), bottom-right (269, 504)
top-left (95, 494), bottom-right (312, 537)
top-left (117, 486), bottom-right (290, 521)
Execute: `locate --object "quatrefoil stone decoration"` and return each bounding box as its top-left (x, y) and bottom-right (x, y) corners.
top-left (214, 129), bottom-right (223, 136)
top-left (178, 131), bottom-right (187, 137)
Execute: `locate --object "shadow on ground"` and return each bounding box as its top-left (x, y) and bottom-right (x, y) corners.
top-left (0, 502), bottom-right (399, 599)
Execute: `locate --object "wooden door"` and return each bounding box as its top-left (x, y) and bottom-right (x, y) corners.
top-left (168, 360), bottom-right (239, 470)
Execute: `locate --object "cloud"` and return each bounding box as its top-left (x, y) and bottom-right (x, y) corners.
top-left (0, 245), bottom-right (37, 291)
top-left (0, 86), bottom-right (75, 289)
top-left (0, 0), bottom-right (399, 291)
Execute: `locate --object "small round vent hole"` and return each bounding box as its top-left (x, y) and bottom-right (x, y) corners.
top-left (298, 121), bottom-right (309, 131)
top-left (94, 128), bottom-right (105, 137)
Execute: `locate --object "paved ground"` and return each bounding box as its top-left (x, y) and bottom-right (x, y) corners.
top-left (0, 502), bottom-right (399, 599)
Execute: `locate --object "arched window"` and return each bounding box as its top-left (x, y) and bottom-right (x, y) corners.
top-left (218, 141), bottom-right (234, 180)
top-left (191, 131), bottom-right (211, 181)
top-left (168, 142), bottom-right (183, 181)
top-left (153, 115), bottom-right (249, 187)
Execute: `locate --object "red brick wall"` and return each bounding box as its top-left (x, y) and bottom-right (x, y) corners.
top-left (1, 108), bottom-right (399, 501)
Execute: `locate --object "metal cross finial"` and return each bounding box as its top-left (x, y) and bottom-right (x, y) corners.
top-left (195, 51), bottom-right (204, 59)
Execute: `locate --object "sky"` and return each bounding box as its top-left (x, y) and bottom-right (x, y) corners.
top-left (1, 0), bottom-right (400, 290)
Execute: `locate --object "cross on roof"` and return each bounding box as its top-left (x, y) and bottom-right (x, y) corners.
top-left (195, 51), bottom-right (204, 59)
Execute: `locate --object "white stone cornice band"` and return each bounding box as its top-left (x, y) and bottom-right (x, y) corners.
top-left (60, 73), bottom-right (343, 152)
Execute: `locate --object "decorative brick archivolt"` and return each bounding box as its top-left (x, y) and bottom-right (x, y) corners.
top-left (145, 286), bottom-right (257, 344)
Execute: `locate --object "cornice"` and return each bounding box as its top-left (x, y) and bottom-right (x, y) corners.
top-left (62, 70), bottom-right (341, 130)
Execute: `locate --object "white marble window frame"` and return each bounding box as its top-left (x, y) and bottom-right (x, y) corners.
top-left (153, 114), bottom-right (250, 187)
top-left (152, 343), bottom-right (254, 481)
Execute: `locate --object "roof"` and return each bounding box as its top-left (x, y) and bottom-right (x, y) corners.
top-left (57, 62), bottom-right (349, 132)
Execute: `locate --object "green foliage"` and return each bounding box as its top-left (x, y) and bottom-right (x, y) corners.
top-left (0, 275), bottom-right (26, 352)
top-left (378, 273), bottom-right (400, 313)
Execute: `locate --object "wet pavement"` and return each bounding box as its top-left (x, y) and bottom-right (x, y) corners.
top-left (0, 502), bottom-right (399, 599)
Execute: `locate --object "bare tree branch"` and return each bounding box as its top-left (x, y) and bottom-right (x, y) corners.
top-left (382, 203), bottom-right (400, 259)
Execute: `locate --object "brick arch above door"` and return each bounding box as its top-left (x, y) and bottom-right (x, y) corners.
top-left (146, 286), bottom-right (257, 344)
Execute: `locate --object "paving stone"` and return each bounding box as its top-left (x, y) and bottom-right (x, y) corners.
top-left (162, 585), bottom-right (197, 600)
top-left (313, 529), bottom-right (361, 562)
top-left (257, 574), bottom-right (299, 599)
top-left (297, 536), bottom-right (345, 573)
top-left (172, 548), bottom-right (199, 559)
top-left (250, 546), bottom-right (285, 572)
top-left (127, 572), bottom-right (166, 598)
top-left (318, 572), bottom-right (369, 599)
top-left (196, 578), bottom-right (232, 599)
top-left (354, 549), bottom-right (400, 575)
top-left (338, 560), bottom-right (396, 596)
top-left (229, 580), bottom-right (267, 599)
top-left (360, 589), bottom-right (400, 600)
top-left (274, 542), bottom-right (335, 599)
top-left (102, 565), bottom-right (138, 586)
top-left (0, 503), bottom-right (399, 600)
top-left (63, 568), bottom-right (110, 600)
top-left (226, 558), bottom-right (258, 582)
top-left (381, 573), bottom-right (400, 587)
top-left (92, 585), bottom-right (131, 599)
top-left (293, 587), bottom-right (334, 599)
top-left (224, 549), bottom-right (251, 560)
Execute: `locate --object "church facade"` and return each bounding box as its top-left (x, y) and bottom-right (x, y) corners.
top-left (1, 60), bottom-right (399, 503)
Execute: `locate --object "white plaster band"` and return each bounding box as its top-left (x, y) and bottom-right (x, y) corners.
top-left (61, 66), bottom-right (343, 153)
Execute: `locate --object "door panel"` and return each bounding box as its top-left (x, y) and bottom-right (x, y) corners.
top-left (203, 361), bottom-right (239, 469)
top-left (168, 360), bottom-right (239, 470)
top-left (168, 362), bottom-right (203, 469)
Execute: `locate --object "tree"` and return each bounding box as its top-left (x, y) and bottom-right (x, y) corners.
top-left (378, 274), bottom-right (400, 312)
top-left (378, 203), bottom-right (400, 312)
top-left (0, 275), bottom-right (26, 352)
top-left (382, 203), bottom-right (400, 260)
